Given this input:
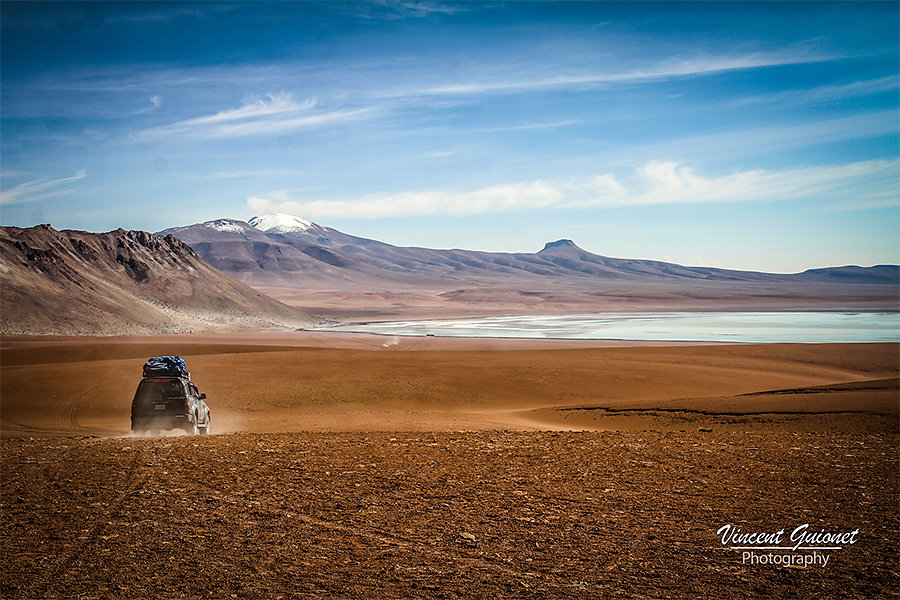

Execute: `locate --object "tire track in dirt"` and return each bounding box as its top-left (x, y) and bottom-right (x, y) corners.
top-left (0, 416), bottom-right (64, 435)
top-left (20, 442), bottom-right (176, 599)
top-left (38, 439), bottom-right (99, 487)
top-left (5, 432), bottom-right (898, 599)
top-left (1, 382), bottom-right (104, 437)
top-left (53, 383), bottom-right (103, 432)
top-left (195, 478), bottom-right (543, 586)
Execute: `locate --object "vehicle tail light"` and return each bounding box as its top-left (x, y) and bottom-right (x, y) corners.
top-left (185, 399), bottom-right (190, 412)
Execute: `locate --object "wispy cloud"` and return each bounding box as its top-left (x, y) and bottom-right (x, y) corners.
top-left (398, 51), bottom-right (832, 97)
top-left (399, 1), bottom-right (470, 16)
top-left (627, 160), bottom-right (898, 208)
top-left (247, 158), bottom-right (898, 219)
top-left (138, 92), bottom-right (374, 140)
top-left (186, 92), bottom-right (316, 125)
top-left (584, 111), bottom-right (900, 170)
top-left (185, 169), bottom-right (300, 182)
top-left (425, 149), bottom-right (458, 158)
top-left (134, 94), bottom-right (162, 114)
top-left (346, 1), bottom-right (474, 20)
top-left (483, 120), bottom-right (583, 133)
top-left (727, 75), bottom-right (900, 109)
top-left (0, 170), bottom-right (87, 205)
top-left (107, 3), bottom-right (238, 24)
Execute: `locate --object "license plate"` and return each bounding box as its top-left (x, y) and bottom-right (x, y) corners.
top-left (154, 404), bottom-right (166, 411)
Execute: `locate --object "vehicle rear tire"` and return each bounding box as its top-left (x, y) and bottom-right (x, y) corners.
top-left (184, 421), bottom-right (199, 436)
top-left (198, 413), bottom-right (210, 436)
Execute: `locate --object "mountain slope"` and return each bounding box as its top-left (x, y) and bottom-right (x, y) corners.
top-left (0, 224), bottom-right (313, 335)
top-left (158, 215), bottom-right (900, 290)
top-left (157, 218), bottom-right (366, 286)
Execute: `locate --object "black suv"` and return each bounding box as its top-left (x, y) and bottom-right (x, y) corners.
top-left (131, 376), bottom-right (211, 435)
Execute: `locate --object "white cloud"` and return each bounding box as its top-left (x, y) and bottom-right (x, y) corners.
top-left (622, 160), bottom-right (893, 207)
top-left (249, 179), bottom-right (563, 219)
top-left (186, 169), bottom-right (299, 182)
top-left (347, 1), bottom-right (474, 20)
top-left (247, 159), bottom-right (899, 219)
top-left (187, 92), bottom-right (316, 125)
top-left (401, 51), bottom-right (831, 97)
top-left (138, 92), bottom-right (373, 140)
top-left (399, 1), bottom-right (468, 16)
top-left (0, 170), bottom-right (87, 205)
top-left (727, 76), bottom-right (900, 109)
top-left (134, 94), bottom-right (162, 114)
top-left (425, 150), bottom-right (457, 158)
top-left (482, 120), bottom-right (583, 133)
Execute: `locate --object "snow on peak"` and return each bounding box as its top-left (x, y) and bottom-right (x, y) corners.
top-left (205, 219), bottom-right (246, 233)
top-left (249, 213), bottom-right (315, 234)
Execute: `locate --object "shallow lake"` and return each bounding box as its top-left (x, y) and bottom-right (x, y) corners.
top-left (323, 312), bottom-right (900, 343)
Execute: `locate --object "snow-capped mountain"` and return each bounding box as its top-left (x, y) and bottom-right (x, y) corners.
top-left (204, 219), bottom-right (250, 234)
top-left (157, 217), bottom-right (900, 294)
top-left (161, 218), bottom-right (260, 240)
top-left (249, 213), bottom-right (316, 235)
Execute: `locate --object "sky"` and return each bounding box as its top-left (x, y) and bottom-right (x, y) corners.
top-left (1, 1), bottom-right (898, 273)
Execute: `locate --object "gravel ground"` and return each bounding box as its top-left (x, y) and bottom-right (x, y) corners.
top-left (2, 431), bottom-right (897, 599)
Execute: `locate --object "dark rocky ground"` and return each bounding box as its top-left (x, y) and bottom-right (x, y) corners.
top-left (2, 431), bottom-right (897, 599)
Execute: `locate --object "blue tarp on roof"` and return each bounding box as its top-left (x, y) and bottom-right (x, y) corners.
top-left (142, 355), bottom-right (188, 378)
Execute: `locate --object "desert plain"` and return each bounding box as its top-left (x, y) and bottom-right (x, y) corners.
top-left (1, 332), bottom-right (898, 599)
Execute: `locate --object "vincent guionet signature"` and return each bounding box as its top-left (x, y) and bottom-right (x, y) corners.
top-left (717, 524), bottom-right (860, 567)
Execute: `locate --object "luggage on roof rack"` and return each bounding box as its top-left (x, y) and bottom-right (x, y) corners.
top-left (142, 355), bottom-right (189, 379)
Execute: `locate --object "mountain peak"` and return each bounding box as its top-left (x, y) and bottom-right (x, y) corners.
top-left (204, 219), bottom-right (248, 233)
top-left (540, 239), bottom-right (579, 252)
top-left (249, 213), bottom-right (315, 235)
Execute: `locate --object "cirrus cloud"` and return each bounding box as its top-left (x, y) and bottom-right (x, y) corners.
top-left (394, 50), bottom-right (834, 97)
top-left (138, 92), bottom-right (374, 141)
top-left (0, 169), bottom-right (87, 205)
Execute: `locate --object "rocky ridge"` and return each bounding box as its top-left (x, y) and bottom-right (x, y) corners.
top-left (0, 224), bottom-right (312, 335)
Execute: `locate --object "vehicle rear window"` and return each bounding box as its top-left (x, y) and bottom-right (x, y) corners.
top-left (135, 380), bottom-right (186, 402)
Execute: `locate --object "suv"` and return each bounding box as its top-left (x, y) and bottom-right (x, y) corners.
top-left (131, 376), bottom-right (211, 435)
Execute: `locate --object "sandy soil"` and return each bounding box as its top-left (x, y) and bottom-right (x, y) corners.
top-left (1, 338), bottom-right (896, 436)
top-left (0, 330), bottom-right (713, 352)
top-left (2, 335), bottom-right (898, 598)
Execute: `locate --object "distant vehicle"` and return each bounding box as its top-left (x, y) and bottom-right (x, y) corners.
top-left (131, 356), bottom-right (211, 435)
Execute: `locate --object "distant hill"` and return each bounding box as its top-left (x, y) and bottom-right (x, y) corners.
top-left (158, 214), bottom-right (900, 290)
top-left (0, 224), bottom-right (313, 335)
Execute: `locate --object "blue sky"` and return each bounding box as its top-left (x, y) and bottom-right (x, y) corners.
top-left (1, 1), bottom-right (898, 272)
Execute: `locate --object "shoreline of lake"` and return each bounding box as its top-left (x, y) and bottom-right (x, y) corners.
top-left (317, 311), bottom-right (900, 344)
